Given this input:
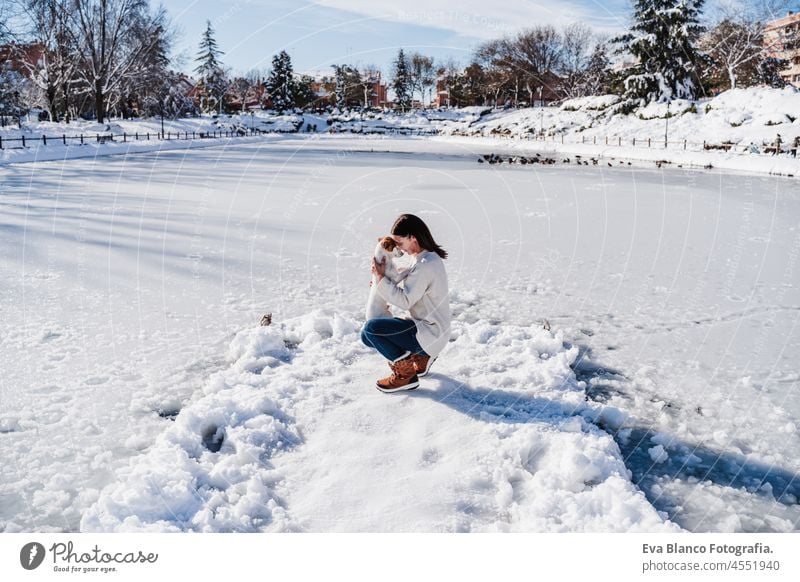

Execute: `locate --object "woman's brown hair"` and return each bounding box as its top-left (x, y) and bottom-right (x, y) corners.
top-left (391, 214), bottom-right (448, 259)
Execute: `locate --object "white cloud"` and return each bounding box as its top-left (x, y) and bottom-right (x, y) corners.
top-left (312, 0), bottom-right (625, 39)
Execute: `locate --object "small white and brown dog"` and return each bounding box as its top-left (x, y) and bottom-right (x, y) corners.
top-left (365, 236), bottom-right (408, 320)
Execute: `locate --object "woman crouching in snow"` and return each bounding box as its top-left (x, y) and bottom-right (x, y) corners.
top-left (361, 214), bottom-right (451, 393)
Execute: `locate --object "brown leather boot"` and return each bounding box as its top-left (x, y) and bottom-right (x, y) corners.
top-left (409, 354), bottom-right (436, 377)
top-left (376, 356), bottom-right (419, 393)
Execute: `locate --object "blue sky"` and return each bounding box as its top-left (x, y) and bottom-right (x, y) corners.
top-left (162, 0), bottom-right (634, 77)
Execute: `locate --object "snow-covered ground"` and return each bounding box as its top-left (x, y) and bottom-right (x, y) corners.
top-left (1, 134), bottom-right (798, 532)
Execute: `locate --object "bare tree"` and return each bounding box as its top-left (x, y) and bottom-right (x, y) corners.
top-left (435, 58), bottom-right (461, 107)
top-left (701, 0), bottom-right (798, 90)
top-left (558, 23), bottom-right (594, 98)
top-left (408, 52), bottom-right (434, 106)
top-left (1, 1), bottom-right (15, 42)
top-left (475, 39), bottom-right (512, 105)
top-left (358, 64), bottom-right (381, 108)
top-left (67, 0), bottom-right (171, 123)
top-left (507, 25), bottom-right (562, 105)
top-left (228, 76), bottom-right (254, 112)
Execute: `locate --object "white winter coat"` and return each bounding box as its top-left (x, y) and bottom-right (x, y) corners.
top-left (376, 250), bottom-right (451, 357)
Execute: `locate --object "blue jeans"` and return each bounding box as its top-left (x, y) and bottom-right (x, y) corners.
top-left (361, 318), bottom-right (429, 362)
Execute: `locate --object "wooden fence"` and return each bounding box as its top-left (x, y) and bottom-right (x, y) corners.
top-left (0, 127), bottom-right (265, 150)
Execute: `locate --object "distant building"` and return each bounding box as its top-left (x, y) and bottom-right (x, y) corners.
top-left (764, 11), bottom-right (800, 87)
top-left (0, 43), bottom-right (46, 75)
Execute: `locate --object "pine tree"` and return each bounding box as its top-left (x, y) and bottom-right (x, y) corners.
top-left (392, 48), bottom-right (412, 111)
top-left (266, 51), bottom-right (296, 111)
top-left (614, 0), bottom-right (706, 103)
top-left (194, 20), bottom-right (227, 113)
top-left (294, 75), bottom-right (317, 109)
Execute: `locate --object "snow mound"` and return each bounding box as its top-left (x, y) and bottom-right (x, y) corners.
top-left (81, 305), bottom-right (678, 532)
top-left (561, 95), bottom-right (621, 111)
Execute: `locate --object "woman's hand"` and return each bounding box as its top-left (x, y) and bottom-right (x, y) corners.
top-left (371, 256), bottom-right (386, 281)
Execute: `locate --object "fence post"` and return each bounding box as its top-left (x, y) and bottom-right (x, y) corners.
top-left (619, 137), bottom-right (621, 146)
top-left (703, 140), bottom-right (705, 150)
top-left (582, 135), bottom-right (585, 144)
top-left (147, 132), bottom-right (150, 141)
top-left (605, 136), bottom-right (608, 145)
top-left (632, 137), bottom-right (635, 146)
top-left (593, 136), bottom-right (596, 144)
top-left (123, 132), bottom-right (126, 142)
top-left (22, 135), bottom-right (26, 147)
top-left (684, 139), bottom-right (687, 150)
top-left (63, 134), bottom-right (66, 145)
top-left (96, 133), bottom-right (99, 143)
top-left (648, 138), bottom-right (651, 147)
top-left (43, 135), bottom-right (47, 146)
top-left (0, 135), bottom-right (3, 149)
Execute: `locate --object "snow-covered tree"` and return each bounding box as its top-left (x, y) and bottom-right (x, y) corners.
top-left (391, 48), bottom-right (412, 111)
top-left (700, 1), bottom-right (799, 91)
top-left (701, 18), bottom-right (764, 90)
top-left (194, 20), bottom-right (227, 113)
top-left (614, 0), bottom-right (707, 103)
top-left (359, 64), bottom-right (381, 108)
top-left (266, 50), bottom-right (295, 111)
top-left (331, 64), bottom-right (365, 109)
top-left (14, 0), bottom-right (78, 122)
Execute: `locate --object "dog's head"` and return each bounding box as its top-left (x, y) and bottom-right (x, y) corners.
top-left (378, 236), bottom-right (403, 257)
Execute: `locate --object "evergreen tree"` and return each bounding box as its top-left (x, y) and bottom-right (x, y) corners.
top-left (266, 50), bottom-right (296, 111)
top-left (194, 20), bottom-right (227, 113)
top-left (294, 75), bottom-right (317, 109)
top-left (614, 0), bottom-right (706, 103)
top-left (392, 48), bottom-right (412, 111)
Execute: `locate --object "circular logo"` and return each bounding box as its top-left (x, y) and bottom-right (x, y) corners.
top-left (20, 542), bottom-right (46, 570)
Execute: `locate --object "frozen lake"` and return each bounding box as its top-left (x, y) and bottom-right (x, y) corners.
top-left (1, 135), bottom-right (798, 532)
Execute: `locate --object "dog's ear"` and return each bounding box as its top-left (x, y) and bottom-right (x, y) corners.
top-left (380, 236), bottom-right (396, 251)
